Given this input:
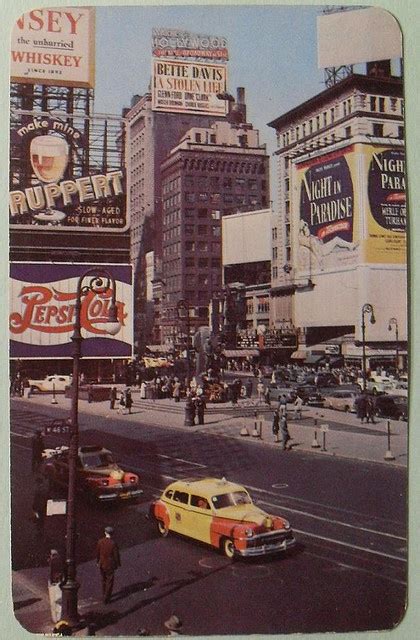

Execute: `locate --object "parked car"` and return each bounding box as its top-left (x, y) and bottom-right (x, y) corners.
top-left (42, 444), bottom-right (142, 502)
top-left (296, 385), bottom-right (325, 407)
top-left (150, 477), bottom-right (296, 559)
top-left (374, 395), bottom-right (408, 421)
top-left (389, 381), bottom-right (408, 397)
top-left (267, 383), bottom-right (297, 403)
top-left (315, 372), bottom-right (339, 387)
top-left (324, 390), bottom-right (359, 413)
top-left (28, 374), bottom-right (72, 393)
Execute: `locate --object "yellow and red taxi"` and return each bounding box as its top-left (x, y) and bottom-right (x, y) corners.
top-left (150, 477), bottom-right (295, 559)
top-left (42, 445), bottom-right (142, 502)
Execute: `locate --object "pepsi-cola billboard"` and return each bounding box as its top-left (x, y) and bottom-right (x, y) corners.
top-left (9, 263), bottom-right (133, 359)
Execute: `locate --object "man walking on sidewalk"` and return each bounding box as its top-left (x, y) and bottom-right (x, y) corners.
top-left (96, 526), bottom-right (121, 604)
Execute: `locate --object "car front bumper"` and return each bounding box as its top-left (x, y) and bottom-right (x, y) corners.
top-left (236, 531), bottom-right (296, 557)
top-left (95, 488), bottom-right (143, 501)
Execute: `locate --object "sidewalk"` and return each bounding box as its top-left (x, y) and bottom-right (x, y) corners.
top-left (16, 392), bottom-right (408, 468)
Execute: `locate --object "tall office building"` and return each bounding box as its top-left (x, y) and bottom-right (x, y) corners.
top-left (158, 117), bottom-right (270, 344)
top-left (268, 70), bottom-right (407, 369)
top-left (125, 92), bottom-right (227, 353)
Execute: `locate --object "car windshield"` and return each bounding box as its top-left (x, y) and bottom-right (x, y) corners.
top-left (211, 491), bottom-right (252, 509)
top-left (81, 452), bottom-right (115, 468)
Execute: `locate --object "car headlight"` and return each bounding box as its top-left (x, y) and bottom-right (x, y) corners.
top-left (244, 528), bottom-right (254, 538)
top-left (283, 520), bottom-right (290, 530)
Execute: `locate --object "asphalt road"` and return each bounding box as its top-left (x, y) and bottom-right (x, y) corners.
top-left (11, 402), bottom-right (407, 635)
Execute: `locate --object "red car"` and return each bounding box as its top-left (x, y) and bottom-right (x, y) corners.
top-left (42, 445), bottom-right (142, 502)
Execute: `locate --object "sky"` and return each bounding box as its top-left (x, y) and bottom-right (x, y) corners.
top-left (93, 5), bottom-right (327, 159)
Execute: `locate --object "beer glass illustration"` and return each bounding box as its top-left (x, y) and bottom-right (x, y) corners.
top-left (29, 134), bottom-right (69, 223)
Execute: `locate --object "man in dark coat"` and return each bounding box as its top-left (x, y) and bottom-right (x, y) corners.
top-left (109, 386), bottom-right (117, 410)
top-left (96, 526), bottom-right (121, 604)
top-left (31, 430), bottom-right (45, 473)
top-left (194, 395), bottom-right (206, 425)
top-left (356, 393), bottom-right (368, 424)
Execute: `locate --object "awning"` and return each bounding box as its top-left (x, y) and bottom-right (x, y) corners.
top-left (223, 349), bottom-right (259, 358)
top-left (291, 350), bottom-right (307, 360)
top-left (145, 344), bottom-right (172, 354)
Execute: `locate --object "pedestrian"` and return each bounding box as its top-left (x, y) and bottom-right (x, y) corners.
top-left (356, 392), bottom-right (368, 424)
top-left (164, 615), bottom-right (183, 636)
top-left (109, 386), bottom-right (117, 410)
top-left (280, 415), bottom-right (292, 451)
top-left (366, 395), bottom-right (376, 424)
top-left (272, 408), bottom-right (280, 442)
top-left (96, 526), bottom-right (121, 604)
top-left (194, 394), bottom-right (206, 425)
top-left (172, 379), bottom-right (181, 402)
top-left (125, 387), bottom-right (133, 414)
top-left (118, 391), bottom-right (126, 414)
top-left (264, 386), bottom-right (271, 406)
top-left (257, 380), bottom-right (265, 403)
top-left (87, 384), bottom-right (94, 403)
top-left (294, 395), bottom-right (303, 419)
top-left (140, 381), bottom-right (147, 399)
top-left (32, 475), bottom-right (49, 532)
top-left (185, 394), bottom-right (196, 425)
top-left (48, 549), bottom-right (64, 623)
top-left (31, 429), bottom-right (45, 473)
top-left (278, 395), bottom-right (288, 417)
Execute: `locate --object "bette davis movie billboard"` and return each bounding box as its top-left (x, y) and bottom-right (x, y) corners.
top-left (9, 263), bottom-right (133, 359)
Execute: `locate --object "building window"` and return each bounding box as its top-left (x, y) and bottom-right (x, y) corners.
top-left (398, 126), bottom-right (405, 139)
top-left (212, 225), bottom-right (221, 237)
top-left (373, 123), bottom-right (384, 137)
top-left (185, 257), bottom-right (195, 267)
top-left (185, 225), bottom-right (194, 235)
top-left (185, 241), bottom-right (195, 251)
top-left (272, 246), bottom-right (278, 260)
top-left (198, 241), bottom-right (208, 251)
top-left (378, 97), bottom-right (385, 113)
top-left (210, 134), bottom-right (216, 143)
top-left (195, 132), bottom-right (202, 143)
top-left (345, 126), bottom-right (351, 138)
top-left (370, 96), bottom-right (377, 111)
top-left (198, 208), bottom-right (207, 217)
top-left (185, 193), bottom-right (194, 203)
top-left (272, 266), bottom-right (278, 279)
top-left (272, 227), bottom-right (278, 240)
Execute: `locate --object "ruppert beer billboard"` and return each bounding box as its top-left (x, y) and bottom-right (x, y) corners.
top-left (9, 263), bottom-right (133, 359)
top-left (9, 115), bottom-right (127, 231)
top-left (10, 7), bottom-right (95, 88)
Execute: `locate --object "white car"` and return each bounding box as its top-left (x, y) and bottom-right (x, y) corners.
top-left (28, 374), bottom-right (72, 393)
top-left (390, 381), bottom-right (408, 397)
top-left (324, 390), bottom-right (359, 413)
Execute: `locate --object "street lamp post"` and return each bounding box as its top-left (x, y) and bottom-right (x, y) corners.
top-left (388, 317), bottom-right (399, 373)
top-left (361, 303), bottom-right (376, 392)
top-left (60, 269), bottom-right (119, 627)
top-left (176, 299), bottom-right (191, 388)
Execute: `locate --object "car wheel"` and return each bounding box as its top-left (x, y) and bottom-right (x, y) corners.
top-left (344, 405), bottom-right (349, 413)
top-left (157, 520), bottom-right (169, 537)
top-left (222, 537), bottom-right (236, 560)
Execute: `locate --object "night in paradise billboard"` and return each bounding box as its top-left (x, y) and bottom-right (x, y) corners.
top-left (9, 263), bottom-right (133, 360)
top-left (10, 6), bottom-right (95, 88)
top-left (294, 143), bottom-right (406, 276)
top-left (295, 146), bottom-right (360, 276)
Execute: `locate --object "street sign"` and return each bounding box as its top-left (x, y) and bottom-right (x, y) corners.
top-left (320, 423), bottom-right (329, 432)
top-left (44, 420), bottom-right (70, 435)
